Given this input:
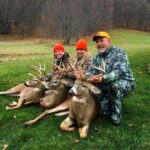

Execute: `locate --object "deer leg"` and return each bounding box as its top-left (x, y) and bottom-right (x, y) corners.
top-left (8, 101), bottom-right (18, 107)
top-left (79, 124), bottom-right (89, 138)
top-left (23, 101), bottom-right (33, 105)
top-left (0, 84), bottom-right (25, 96)
top-left (55, 111), bottom-right (69, 116)
top-left (24, 101), bottom-right (69, 127)
top-left (8, 100), bottom-right (32, 107)
top-left (6, 98), bottom-right (24, 110)
top-left (60, 117), bottom-right (75, 132)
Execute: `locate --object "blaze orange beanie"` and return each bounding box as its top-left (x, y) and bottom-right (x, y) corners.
top-left (76, 39), bottom-right (87, 51)
top-left (53, 44), bottom-right (64, 52)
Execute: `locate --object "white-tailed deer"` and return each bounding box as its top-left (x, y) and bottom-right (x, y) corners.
top-left (23, 58), bottom-right (87, 126)
top-left (60, 59), bottom-right (105, 138)
top-left (3, 64), bottom-right (49, 110)
top-left (40, 76), bottom-right (73, 108)
top-left (60, 79), bottom-right (101, 138)
top-left (23, 63), bottom-right (74, 127)
top-left (0, 64), bottom-right (48, 97)
top-left (5, 74), bottom-right (48, 110)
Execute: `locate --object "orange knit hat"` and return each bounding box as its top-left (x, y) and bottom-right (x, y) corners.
top-left (76, 39), bottom-right (87, 51)
top-left (53, 44), bottom-right (64, 52)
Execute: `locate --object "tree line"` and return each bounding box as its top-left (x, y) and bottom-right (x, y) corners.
top-left (0, 0), bottom-right (149, 43)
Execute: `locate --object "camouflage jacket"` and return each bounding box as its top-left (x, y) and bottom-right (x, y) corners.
top-left (85, 46), bottom-right (135, 84)
top-left (75, 54), bottom-right (93, 72)
top-left (67, 53), bottom-right (93, 80)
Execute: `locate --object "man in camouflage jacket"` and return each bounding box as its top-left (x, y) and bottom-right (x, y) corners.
top-left (85, 31), bottom-right (135, 125)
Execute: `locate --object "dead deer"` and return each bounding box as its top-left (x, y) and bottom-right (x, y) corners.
top-left (60, 60), bottom-right (105, 138)
top-left (4, 64), bottom-right (49, 110)
top-left (5, 74), bottom-right (48, 110)
top-left (23, 57), bottom-right (93, 127)
top-left (0, 63), bottom-right (48, 97)
top-left (60, 79), bottom-right (101, 138)
top-left (23, 63), bottom-right (74, 127)
top-left (40, 76), bottom-right (73, 108)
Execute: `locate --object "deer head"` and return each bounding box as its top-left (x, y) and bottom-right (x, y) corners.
top-left (26, 63), bottom-right (49, 89)
top-left (69, 79), bottom-right (101, 97)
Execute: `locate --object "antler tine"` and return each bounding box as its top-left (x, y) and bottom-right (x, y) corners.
top-left (49, 62), bottom-right (62, 71)
top-left (28, 73), bottom-right (37, 79)
top-left (68, 58), bottom-right (78, 72)
top-left (92, 65), bottom-right (105, 73)
top-left (40, 63), bottom-right (46, 75)
top-left (92, 58), bottom-right (105, 73)
top-left (39, 63), bottom-right (46, 75)
top-left (39, 63), bottom-right (41, 69)
top-left (28, 73), bottom-right (43, 83)
top-left (28, 65), bottom-right (42, 76)
top-left (74, 57), bottom-right (78, 67)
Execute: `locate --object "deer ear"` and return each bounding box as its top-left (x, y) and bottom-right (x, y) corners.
top-left (89, 84), bottom-right (101, 94)
top-left (61, 79), bottom-right (74, 88)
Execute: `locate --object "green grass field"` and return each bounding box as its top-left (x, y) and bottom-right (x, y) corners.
top-left (0, 29), bottom-right (150, 150)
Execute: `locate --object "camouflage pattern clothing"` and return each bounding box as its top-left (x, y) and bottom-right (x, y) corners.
top-left (67, 53), bottom-right (93, 80)
top-left (85, 46), bottom-right (135, 123)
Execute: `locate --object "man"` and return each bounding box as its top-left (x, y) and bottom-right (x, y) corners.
top-left (85, 31), bottom-right (135, 125)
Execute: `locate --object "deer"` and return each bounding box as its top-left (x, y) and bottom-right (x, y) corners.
top-left (60, 59), bottom-right (105, 138)
top-left (23, 62), bottom-right (74, 127)
top-left (23, 57), bottom-right (95, 127)
top-left (0, 64), bottom-right (49, 97)
top-left (3, 64), bottom-right (49, 110)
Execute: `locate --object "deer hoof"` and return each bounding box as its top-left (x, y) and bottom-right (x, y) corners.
top-left (80, 134), bottom-right (87, 138)
top-left (23, 123), bottom-right (29, 128)
top-left (6, 106), bottom-right (10, 110)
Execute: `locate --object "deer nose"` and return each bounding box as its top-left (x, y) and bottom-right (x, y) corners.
top-left (24, 82), bottom-right (28, 86)
top-left (68, 89), bottom-right (74, 96)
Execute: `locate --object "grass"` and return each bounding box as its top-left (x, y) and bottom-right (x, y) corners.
top-left (0, 29), bottom-right (150, 150)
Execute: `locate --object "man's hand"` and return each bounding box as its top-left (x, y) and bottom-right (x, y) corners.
top-left (87, 75), bottom-right (103, 83)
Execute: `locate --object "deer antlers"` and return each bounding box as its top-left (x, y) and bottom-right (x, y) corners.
top-left (92, 59), bottom-right (105, 74)
top-left (68, 58), bottom-right (85, 79)
top-left (28, 63), bottom-right (46, 76)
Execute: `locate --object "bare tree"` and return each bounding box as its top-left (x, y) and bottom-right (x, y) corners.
top-left (0, 0), bottom-right (149, 41)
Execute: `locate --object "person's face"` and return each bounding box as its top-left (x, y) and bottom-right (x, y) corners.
top-left (76, 49), bottom-right (86, 58)
top-left (96, 37), bottom-right (110, 53)
top-left (54, 50), bottom-right (64, 59)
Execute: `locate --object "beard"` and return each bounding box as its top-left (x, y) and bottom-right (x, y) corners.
top-left (98, 47), bottom-right (106, 53)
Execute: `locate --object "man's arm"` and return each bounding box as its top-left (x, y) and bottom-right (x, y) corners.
top-left (102, 49), bottom-right (129, 83)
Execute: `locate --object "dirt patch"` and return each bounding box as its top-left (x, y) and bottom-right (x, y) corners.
top-left (0, 52), bottom-right (49, 62)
